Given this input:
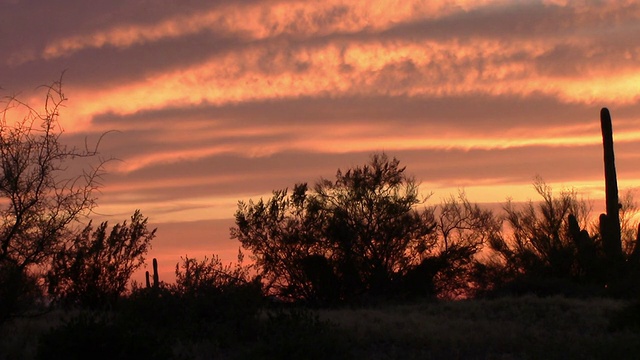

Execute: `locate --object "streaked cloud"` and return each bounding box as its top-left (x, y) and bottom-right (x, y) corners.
top-left (36, 0), bottom-right (497, 60)
top-left (3, 0), bottom-right (640, 271)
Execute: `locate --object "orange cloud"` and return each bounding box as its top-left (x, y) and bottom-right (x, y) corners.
top-left (40, 0), bottom-right (497, 60)
top-left (58, 34), bottom-right (639, 134)
top-left (25, 0), bottom-right (634, 135)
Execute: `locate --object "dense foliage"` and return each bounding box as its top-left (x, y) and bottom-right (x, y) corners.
top-left (46, 210), bottom-right (156, 307)
top-left (476, 181), bottom-right (640, 297)
top-left (232, 154), bottom-right (497, 302)
top-left (174, 251), bottom-right (252, 295)
top-left (485, 181), bottom-right (594, 284)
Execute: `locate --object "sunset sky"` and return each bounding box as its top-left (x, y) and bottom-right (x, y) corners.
top-left (3, 0), bottom-right (640, 281)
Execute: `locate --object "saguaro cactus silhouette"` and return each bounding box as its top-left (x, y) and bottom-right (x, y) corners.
top-left (152, 258), bottom-right (160, 288)
top-left (145, 258), bottom-right (160, 288)
top-left (599, 108), bottom-right (623, 263)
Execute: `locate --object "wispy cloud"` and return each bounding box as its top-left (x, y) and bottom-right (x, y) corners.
top-left (5, 0), bottom-right (640, 266)
top-left (36, 0), bottom-right (498, 60)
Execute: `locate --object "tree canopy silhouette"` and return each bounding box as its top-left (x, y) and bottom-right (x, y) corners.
top-left (0, 79), bottom-right (108, 319)
top-left (47, 210), bottom-right (156, 307)
top-left (232, 154), bottom-right (494, 302)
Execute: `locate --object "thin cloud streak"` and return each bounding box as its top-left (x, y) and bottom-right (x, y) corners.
top-left (36, 0), bottom-right (495, 61)
top-left (90, 108), bottom-right (638, 176)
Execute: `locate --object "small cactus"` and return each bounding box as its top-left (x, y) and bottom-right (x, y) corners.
top-left (568, 214), bottom-right (596, 278)
top-left (152, 258), bottom-right (159, 288)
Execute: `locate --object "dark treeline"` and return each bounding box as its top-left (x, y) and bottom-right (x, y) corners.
top-left (232, 152), bottom-right (640, 303)
top-left (1, 82), bottom-right (640, 359)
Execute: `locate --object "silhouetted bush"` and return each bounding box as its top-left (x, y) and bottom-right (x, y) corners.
top-left (0, 262), bottom-right (42, 323)
top-left (107, 254), bottom-right (264, 353)
top-left (172, 253), bottom-right (264, 344)
top-left (240, 308), bottom-right (352, 360)
top-left (47, 211), bottom-right (156, 308)
top-left (174, 251), bottom-right (254, 294)
top-left (489, 181), bottom-right (592, 280)
top-left (477, 181), bottom-right (607, 297)
top-left (232, 154), bottom-right (437, 303)
top-left (478, 179), bottom-right (640, 298)
top-left (37, 312), bottom-right (172, 360)
top-left (232, 154), bottom-right (495, 303)
top-left (118, 285), bottom-right (182, 338)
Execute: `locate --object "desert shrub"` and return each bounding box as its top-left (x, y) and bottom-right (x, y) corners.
top-left (0, 262), bottom-right (43, 323)
top-left (478, 181), bottom-right (640, 299)
top-left (240, 308), bottom-right (352, 360)
top-left (233, 154), bottom-right (495, 303)
top-left (177, 281), bottom-right (264, 347)
top-left (172, 253), bottom-right (264, 344)
top-left (47, 211), bottom-right (155, 309)
top-left (36, 312), bottom-right (171, 360)
top-left (174, 251), bottom-right (253, 293)
top-left (117, 285), bottom-right (183, 337)
top-left (232, 154), bottom-right (437, 302)
top-left (477, 180), bottom-right (626, 297)
top-left (488, 181), bottom-right (592, 280)
top-left (112, 253), bottom-right (264, 351)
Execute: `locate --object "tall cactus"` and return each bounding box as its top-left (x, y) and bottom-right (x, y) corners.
top-left (152, 258), bottom-right (159, 288)
top-left (600, 108), bottom-right (623, 263)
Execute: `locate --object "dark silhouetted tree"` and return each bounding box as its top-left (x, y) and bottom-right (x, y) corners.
top-left (232, 183), bottom-right (319, 300)
top-left (232, 154), bottom-right (437, 301)
top-left (311, 154), bottom-right (436, 297)
top-left (232, 154), bottom-right (492, 302)
top-left (47, 210), bottom-right (155, 307)
top-left (428, 192), bottom-right (501, 298)
top-left (0, 78), bottom-right (106, 319)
